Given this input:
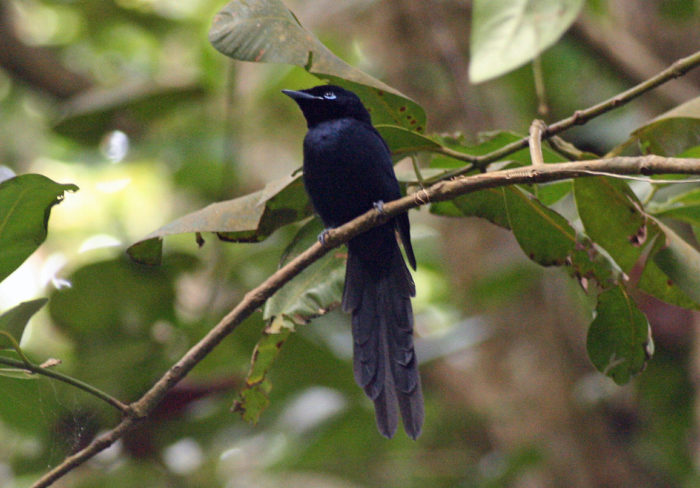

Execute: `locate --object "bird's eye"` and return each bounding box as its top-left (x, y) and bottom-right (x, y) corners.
top-left (323, 91), bottom-right (337, 100)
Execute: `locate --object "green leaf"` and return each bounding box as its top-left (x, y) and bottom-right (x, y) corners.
top-left (574, 177), bottom-right (699, 309)
top-left (431, 187), bottom-right (511, 229)
top-left (504, 186), bottom-right (615, 287)
top-left (0, 174), bottom-right (78, 282)
top-left (651, 187), bottom-right (700, 226)
top-left (587, 285), bottom-right (653, 385)
top-left (128, 174), bottom-right (311, 265)
top-left (233, 328), bottom-right (291, 425)
top-left (630, 96), bottom-right (700, 156)
top-left (232, 377), bottom-right (273, 425)
top-left (469, 0), bottom-right (584, 83)
top-left (375, 125), bottom-right (442, 160)
top-left (209, 0), bottom-right (425, 131)
top-left (0, 298), bottom-right (48, 350)
top-left (574, 177), bottom-right (651, 272)
top-left (652, 221), bottom-right (700, 305)
top-left (263, 219), bottom-right (345, 326)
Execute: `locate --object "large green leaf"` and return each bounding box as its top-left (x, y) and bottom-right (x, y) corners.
top-left (0, 174), bottom-right (78, 282)
top-left (574, 177), bottom-right (699, 309)
top-left (504, 186), bottom-right (615, 288)
top-left (587, 285), bottom-right (653, 385)
top-left (469, 0), bottom-right (584, 83)
top-left (209, 0), bottom-right (425, 130)
top-left (128, 174), bottom-right (311, 265)
top-left (0, 298), bottom-right (48, 350)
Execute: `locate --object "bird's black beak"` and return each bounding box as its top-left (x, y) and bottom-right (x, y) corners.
top-left (282, 89), bottom-right (321, 101)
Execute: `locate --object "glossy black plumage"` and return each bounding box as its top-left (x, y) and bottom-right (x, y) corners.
top-left (283, 85), bottom-right (423, 439)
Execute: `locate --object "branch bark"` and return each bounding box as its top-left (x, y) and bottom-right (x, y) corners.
top-left (30, 155), bottom-right (700, 488)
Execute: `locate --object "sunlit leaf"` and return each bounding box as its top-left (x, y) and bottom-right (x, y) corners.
top-left (128, 174), bottom-right (311, 265)
top-left (469, 0), bottom-right (584, 83)
top-left (0, 174), bottom-right (78, 282)
top-left (587, 285), bottom-right (653, 385)
top-left (209, 0), bottom-right (425, 130)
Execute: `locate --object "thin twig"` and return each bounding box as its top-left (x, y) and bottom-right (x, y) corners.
top-left (30, 155), bottom-right (700, 488)
top-left (425, 49), bottom-right (700, 181)
top-left (0, 356), bottom-right (129, 413)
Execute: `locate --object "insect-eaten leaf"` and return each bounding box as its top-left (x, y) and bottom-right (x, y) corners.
top-left (128, 174), bottom-right (311, 265)
top-left (504, 186), bottom-right (616, 290)
top-left (587, 285), bottom-right (653, 385)
top-left (232, 328), bottom-right (291, 425)
top-left (0, 174), bottom-right (78, 282)
top-left (209, 0), bottom-right (425, 131)
top-left (574, 177), bottom-right (700, 309)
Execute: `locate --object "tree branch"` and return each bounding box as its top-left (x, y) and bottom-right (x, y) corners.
top-left (425, 49), bottom-right (700, 180)
top-left (30, 154), bottom-right (700, 488)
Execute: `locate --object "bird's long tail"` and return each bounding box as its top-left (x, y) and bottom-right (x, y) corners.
top-left (342, 243), bottom-right (423, 439)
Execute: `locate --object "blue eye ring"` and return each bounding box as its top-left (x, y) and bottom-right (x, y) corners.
top-left (323, 91), bottom-right (337, 100)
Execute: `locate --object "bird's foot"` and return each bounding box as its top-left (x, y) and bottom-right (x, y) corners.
top-left (373, 200), bottom-right (386, 215)
top-left (317, 228), bottom-right (333, 246)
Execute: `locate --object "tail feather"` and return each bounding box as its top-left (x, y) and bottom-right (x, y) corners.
top-left (342, 243), bottom-right (423, 439)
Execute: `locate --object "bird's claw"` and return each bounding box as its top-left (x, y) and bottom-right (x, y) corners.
top-left (373, 200), bottom-right (386, 215)
top-left (317, 228), bottom-right (332, 246)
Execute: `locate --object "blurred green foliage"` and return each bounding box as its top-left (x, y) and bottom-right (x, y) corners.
top-left (1, 1), bottom-right (700, 488)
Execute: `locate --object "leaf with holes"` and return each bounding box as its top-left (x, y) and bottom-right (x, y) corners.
top-left (574, 177), bottom-right (699, 309)
top-left (587, 285), bottom-right (653, 385)
top-left (505, 186), bottom-right (616, 288)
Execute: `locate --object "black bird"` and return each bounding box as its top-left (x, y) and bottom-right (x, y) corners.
top-left (283, 85), bottom-right (423, 439)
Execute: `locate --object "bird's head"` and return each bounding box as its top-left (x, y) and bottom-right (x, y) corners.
top-left (282, 85), bottom-right (372, 127)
